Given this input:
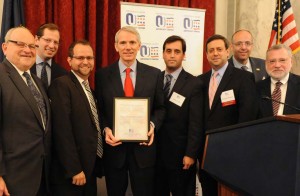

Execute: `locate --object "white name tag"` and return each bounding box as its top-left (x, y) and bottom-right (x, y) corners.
top-left (221, 89), bottom-right (236, 107)
top-left (169, 92), bottom-right (186, 107)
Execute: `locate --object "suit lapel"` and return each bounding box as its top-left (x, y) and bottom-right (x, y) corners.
top-left (170, 69), bottom-right (188, 96)
top-left (250, 57), bottom-right (261, 81)
top-left (134, 61), bottom-right (145, 96)
top-left (284, 74), bottom-right (298, 114)
top-left (210, 65), bottom-right (233, 111)
top-left (109, 63), bottom-right (124, 97)
top-left (4, 60), bottom-right (44, 129)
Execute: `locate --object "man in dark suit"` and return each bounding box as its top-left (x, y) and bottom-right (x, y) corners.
top-left (155, 35), bottom-right (203, 196)
top-left (48, 40), bottom-right (103, 195)
top-left (228, 29), bottom-right (267, 82)
top-left (0, 27), bottom-right (51, 195)
top-left (257, 44), bottom-right (300, 117)
top-left (95, 26), bottom-right (165, 196)
top-left (30, 23), bottom-right (67, 88)
top-left (198, 34), bottom-right (258, 196)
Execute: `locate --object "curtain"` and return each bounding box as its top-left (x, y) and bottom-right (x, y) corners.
top-left (24, 0), bottom-right (215, 87)
top-left (0, 0), bottom-right (25, 61)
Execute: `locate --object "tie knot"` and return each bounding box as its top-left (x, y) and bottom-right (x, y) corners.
top-left (276, 81), bottom-right (282, 88)
top-left (126, 68), bottom-right (131, 75)
top-left (23, 71), bottom-right (30, 79)
top-left (43, 62), bottom-right (48, 67)
top-left (241, 66), bottom-right (248, 71)
top-left (82, 80), bottom-right (90, 88)
top-left (165, 74), bottom-right (172, 81)
top-left (212, 71), bottom-right (219, 78)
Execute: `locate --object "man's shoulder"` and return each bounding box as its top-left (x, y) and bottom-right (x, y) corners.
top-left (250, 56), bottom-right (265, 64)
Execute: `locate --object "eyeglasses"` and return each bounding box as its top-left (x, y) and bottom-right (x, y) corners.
top-left (267, 58), bottom-right (289, 65)
top-left (40, 37), bottom-right (60, 46)
top-left (233, 41), bottom-right (253, 47)
top-left (71, 56), bottom-right (95, 61)
top-left (7, 40), bottom-right (36, 50)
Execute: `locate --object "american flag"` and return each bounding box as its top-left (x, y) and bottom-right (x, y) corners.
top-left (268, 0), bottom-right (300, 54)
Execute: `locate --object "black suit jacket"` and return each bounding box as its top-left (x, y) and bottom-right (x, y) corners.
top-left (48, 72), bottom-right (99, 184)
top-left (157, 69), bottom-right (203, 169)
top-left (256, 73), bottom-right (300, 117)
top-left (95, 60), bottom-right (165, 169)
top-left (30, 60), bottom-right (68, 84)
top-left (228, 56), bottom-right (267, 82)
top-left (0, 59), bottom-right (51, 196)
top-left (198, 63), bottom-right (259, 131)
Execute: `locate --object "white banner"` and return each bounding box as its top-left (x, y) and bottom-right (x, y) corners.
top-left (121, 2), bottom-right (205, 76)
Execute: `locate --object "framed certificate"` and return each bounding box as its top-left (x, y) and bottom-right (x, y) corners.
top-left (113, 97), bottom-right (150, 142)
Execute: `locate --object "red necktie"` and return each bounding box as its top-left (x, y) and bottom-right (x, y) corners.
top-left (271, 81), bottom-right (282, 115)
top-left (124, 68), bottom-right (134, 97)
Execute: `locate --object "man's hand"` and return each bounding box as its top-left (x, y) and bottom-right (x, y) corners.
top-left (0, 177), bottom-right (10, 196)
top-left (105, 127), bottom-right (122, 146)
top-left (72, 171), bottom-right (86, 186)
top-left (140, 124), bottom-right (154, 146)
top-left (182, 156), bottom-right (195, 170)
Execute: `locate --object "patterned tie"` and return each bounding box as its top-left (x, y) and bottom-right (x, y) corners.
top-left (163, 74), bottom-right (173, 98)
top-left (241, 66), bottom-right (248, 71)
top-left (41, 62), bottom-right (49, 87)
top-left (209, 71), bottom-right (219, 109)
top-left (124, 68), bottom-right (134, 97)
top-left (23, 72), bottom-right (47, 127)
top-left (271, 81), bottom-right (282, 116)
top-left (82, 80), bottom-right (103, 158)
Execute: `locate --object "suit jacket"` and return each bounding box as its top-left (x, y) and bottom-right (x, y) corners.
top-left (157, 69), bottom-right (203, 169)
top-left (95, 60), bottom-right (165, 169)
top-left (0, 59), bottom-right (51, 196)
top-left (256, 73), bottom-right (300, 117)
top-left (198, 62), bottom-right (259, 132)
top-left (48, 72), bottom-right (99, 184)
top-left (30, 60), bottom-right (68, 85)
top-left (228, 56), bottom-right (267, 82)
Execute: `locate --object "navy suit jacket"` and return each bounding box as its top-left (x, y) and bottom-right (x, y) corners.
top-left (0, 59), bottom-right (51, 195)
top-left (95, 60), bottom-right (165, 169)
top-left (198, 62), bottom-right (259, 131)
top-left (228, 56), bottom-right (267, 82)
top-left (256, 73), bottom-right (300, 117)
top-left (157, 69), bottom-right (203, 169)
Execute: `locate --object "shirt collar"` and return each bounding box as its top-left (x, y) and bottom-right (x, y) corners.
top-left (212, 62), bottom-right (228, 77)
top-left (118, 59), bottom-right (137, 74)
top-left (270, 73), bottom-right (289, 85)
top-left (71, 70), bottom-right (85, 84)
top-left (233, 56), bottom-right (251, 68)
top-left (36, 55), bottom-right (52, 67)
top-left (165, 67), bottom-right (182, 80)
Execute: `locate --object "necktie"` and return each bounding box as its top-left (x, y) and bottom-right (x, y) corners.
top-left (124, 68), bottom-right (134, 97)
top-left (82, 80), bottom-right (103, 158)
top-left (41, 62), bottom-right (49, 87)
top-left (241, 66), bottom-right (248, 71)
top-left (271, 81), bottom-right (282, 116)
top-left (209, 71), bottom-right (219, 109)
top-left (23, 72), bottom-right (47, 127)
top-left (163, 74), bottom-right (173, 98)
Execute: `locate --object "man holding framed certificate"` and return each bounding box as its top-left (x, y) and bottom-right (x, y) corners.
top-left (95, 26), bottom-right (165, 196)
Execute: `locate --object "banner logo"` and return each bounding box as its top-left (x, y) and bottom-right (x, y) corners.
top-left (139, 44), bottom-right (159, 60)
top-left (183, 17), bottom-right (200, 32)
top-left (125, 13), bottom-right (146, 29)
top-left (155, 15), bottom-right (174, 31)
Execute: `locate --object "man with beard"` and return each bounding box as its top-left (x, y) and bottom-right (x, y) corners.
top-left (31, 23), bottom-right (67, 88)
top-left (49, 40), bottom-right (103, 195)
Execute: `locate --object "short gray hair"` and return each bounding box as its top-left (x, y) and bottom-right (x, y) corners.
top-left (115, 26), bottom-right (141, 44)
top-left (266, 44), bottom-right (292, 58)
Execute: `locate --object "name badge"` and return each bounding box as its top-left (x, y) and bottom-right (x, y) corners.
top-left (221, 89), bottom-right (236, 107)
top-left (169, 92), bottom-right (186, 107)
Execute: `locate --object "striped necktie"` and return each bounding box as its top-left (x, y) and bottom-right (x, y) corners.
top-left (271, 81), bottom-right (282, 116)
top-left (41, 62), bottom-right (49, 87)
top-left (83, 80), bottom-right (103, 158)
top-left (163, 74), bottom-right (173, 98)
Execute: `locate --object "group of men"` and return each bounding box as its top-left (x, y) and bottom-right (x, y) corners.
top-left (0, 23), bottom-right (299, 196)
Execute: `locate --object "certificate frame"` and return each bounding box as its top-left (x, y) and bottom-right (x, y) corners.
top-left (113, 97), bottom-right (150, 142)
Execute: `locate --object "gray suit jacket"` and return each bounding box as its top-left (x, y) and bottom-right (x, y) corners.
top-left (228, 56), bottom-right (267, 82)
top-left (0, 59), bottom-right (51, 195)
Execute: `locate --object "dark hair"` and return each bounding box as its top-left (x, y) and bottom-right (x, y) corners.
top-left (36, 23), bottom-right (59, 37)
top-left (68, 40), bottom-right (92, 57)
top-left (206, 34), bottom-right (230, 52)
top-left (163, 35), bottom-right (186, 53)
